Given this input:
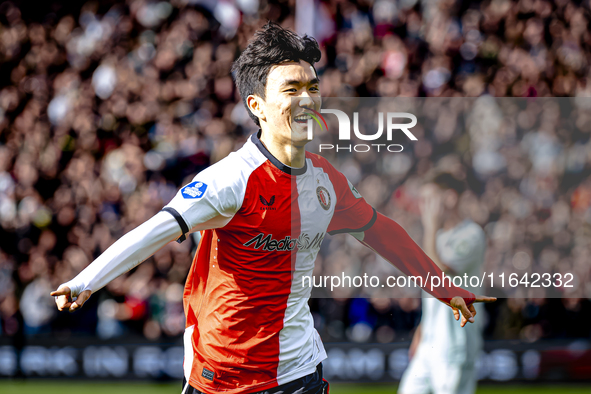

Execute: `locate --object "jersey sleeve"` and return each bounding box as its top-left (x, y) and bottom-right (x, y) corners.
top-left (324, 162), bottom-right (376, 235)
top-left (62, 211), bottom-right (181, 297)
top-left (361, 212), bottom-right (476, 306)
top-left (163, 154), bottom-right (245, 238)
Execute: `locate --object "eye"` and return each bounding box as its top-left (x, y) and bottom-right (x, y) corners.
top-left (310, 86), bottom-right (319, 92)
top-left (284, 88), bottom-right (297, 93)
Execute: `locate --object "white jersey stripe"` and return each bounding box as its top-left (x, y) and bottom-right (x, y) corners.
top-left (276, 157), bottom-right (331, 384)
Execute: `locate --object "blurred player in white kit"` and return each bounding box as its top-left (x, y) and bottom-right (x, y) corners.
top-left (399, 172), bottom-right (487, 394)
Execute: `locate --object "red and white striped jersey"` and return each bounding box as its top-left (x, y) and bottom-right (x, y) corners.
top-left (165, 130), bottom-right (375, 393)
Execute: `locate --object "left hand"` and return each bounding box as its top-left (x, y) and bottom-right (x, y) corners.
top-left (50, 286), bottom-right (92, 312)
top-left (450, 295), bottom-right (497, 327)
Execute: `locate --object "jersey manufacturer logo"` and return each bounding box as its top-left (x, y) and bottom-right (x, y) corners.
top-left (316, 186), bottom-right (331, 210)
top-left (201, 367), bottom-right (214, 381)
top-left (181, 181), bottom-right (208, 199)
top-left (243, 232), bottom-right (324, 251)
top-left (259, 195), bottom-right (276, 210)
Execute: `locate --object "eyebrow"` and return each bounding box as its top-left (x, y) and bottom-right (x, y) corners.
top-left (281, 77), bottom-right (320, 87)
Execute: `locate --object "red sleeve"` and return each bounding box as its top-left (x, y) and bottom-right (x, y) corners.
top-left (362, 212), bottom-right (475, 306)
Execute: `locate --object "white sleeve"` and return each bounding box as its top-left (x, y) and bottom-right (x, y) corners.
top-left (162, 154), bottom-right (245, 234)
top-left (62, 211), bottom-right (181, 297)
top-left (62, 155), bottom-right (249, 298)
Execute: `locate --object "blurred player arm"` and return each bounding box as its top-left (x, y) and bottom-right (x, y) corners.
top-left (422, 228), bottom-right (454, 274)
top-left (420, 197), bottom-right (456, 275)
top-left (420, 188), bottom-right (486, 277)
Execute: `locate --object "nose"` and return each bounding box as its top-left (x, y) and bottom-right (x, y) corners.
top-left (299, 95), bottom-right (314, 108)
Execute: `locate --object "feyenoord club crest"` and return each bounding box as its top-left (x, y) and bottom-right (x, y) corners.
top-left (316, 186), bottom-right (331, 210)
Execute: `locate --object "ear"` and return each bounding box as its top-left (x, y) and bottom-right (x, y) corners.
top-left (247, 95), bottom-right (266, 123)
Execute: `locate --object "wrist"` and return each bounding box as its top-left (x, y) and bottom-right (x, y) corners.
top-left (61, 281), bottom-right (84, 298)
top-left (421, 219), bottom-right (438, 231)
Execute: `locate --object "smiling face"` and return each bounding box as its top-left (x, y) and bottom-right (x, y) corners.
top-left (247, 60), bottom-right (321, 148)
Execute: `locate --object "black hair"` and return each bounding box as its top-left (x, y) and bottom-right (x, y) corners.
top-left (431, 172), bottom-right (467, 195)
top-left (231, 21), bottom-right (321, 126)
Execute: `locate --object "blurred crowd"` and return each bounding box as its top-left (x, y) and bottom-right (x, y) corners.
top-left (1, 0), bottom-right (591, 347)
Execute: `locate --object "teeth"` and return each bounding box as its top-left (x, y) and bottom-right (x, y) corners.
top-left (294, 115), bottom-right (312, 120)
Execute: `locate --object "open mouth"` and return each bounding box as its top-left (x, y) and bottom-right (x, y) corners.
top-left (293, 113), bottom-right (313, 124)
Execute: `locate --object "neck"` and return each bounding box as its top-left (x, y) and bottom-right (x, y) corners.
top-left (259, 128), bottom-right (307, 169)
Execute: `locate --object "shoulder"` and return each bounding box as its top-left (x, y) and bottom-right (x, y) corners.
top-left (178, 139), bottom-right (266, 207)
top-left (458, 220), bottom-right (485, 242)
top-left (193, 139), bottom-right (267, 186)
top-left (306, 152), bottom-right (344, 183)
top-left (306, 151), bottom-right (337, 172)
top-left (448, 220), bottom-right (486, 252)
top-left (306, 152), bottom-right (366, 201)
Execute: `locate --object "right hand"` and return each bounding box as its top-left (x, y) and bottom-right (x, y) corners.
top-left (50, 286), bottom-right (92, 312)
top-left (450, 295), bottom-right (497, 327)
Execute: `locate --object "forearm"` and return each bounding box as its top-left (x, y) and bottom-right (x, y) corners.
top-left (359, 212), bottom-right (475, 306)
top-left (63, 211), bottom-right (181, 297)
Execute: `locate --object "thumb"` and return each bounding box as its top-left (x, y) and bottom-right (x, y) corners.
top-left (50, 286), bottom-right (71, 297)
top-left (69, 290), bottom-right (92, 312)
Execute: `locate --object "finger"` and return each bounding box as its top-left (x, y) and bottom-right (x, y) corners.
top-left (69, 290), bottom-right (91, 312)
top-left (474, 295), bottom-right (497, 303)
top-left (58, 301), bottom-right (73, 311)
top-left (459, 303), bottom-right (474, 324)
top-left (461, 307), bottom-right (477, 327)
top-left (451, 307), bottom-right (460, 321)
top-left (56, 296), bottom-right (72, 311)
top-left (50, 286), bottom-right (71, 297)
top-left (450, 297), bottom-right (474, 322)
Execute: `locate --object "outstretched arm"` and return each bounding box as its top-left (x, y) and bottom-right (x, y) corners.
top-left (355, 212), bottom-right (495, 326)
top-left (51, 211), bottom-right (182, 312)
top-left (51, 157), bottom-right (245, 312)
top-left (314, 156), bottom-right (496, 326)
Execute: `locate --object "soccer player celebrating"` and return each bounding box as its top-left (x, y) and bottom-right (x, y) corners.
top-left (399, 173), bottom-right (487, 394)
top-left (51, 22), bottom-right (495, 394)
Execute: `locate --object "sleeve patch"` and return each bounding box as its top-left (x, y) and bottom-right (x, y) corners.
top-left (181, 181), bottom-right (208, 199)
top-left (347, 179), bottom-right (362, 199)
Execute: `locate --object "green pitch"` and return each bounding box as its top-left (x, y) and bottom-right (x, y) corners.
top-left (1, 381), bottom-right (591, 394)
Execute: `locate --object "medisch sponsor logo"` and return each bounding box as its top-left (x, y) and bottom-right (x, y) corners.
top-left (243, 232), bottom-right (325, 251)
top-left (304, 109), bottom-right (418, 153)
